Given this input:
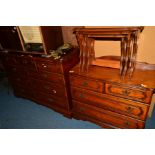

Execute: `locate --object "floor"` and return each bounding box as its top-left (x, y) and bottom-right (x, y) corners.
top-left (0, 75), bottom-right (155, 129)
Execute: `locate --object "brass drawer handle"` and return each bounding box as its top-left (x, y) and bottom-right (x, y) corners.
top-left (82, 81), bottom-right (88, 87)
top-left (125, 106), bottom-right (134, 113)
top-left (122, 89), bottom-right (130, 96)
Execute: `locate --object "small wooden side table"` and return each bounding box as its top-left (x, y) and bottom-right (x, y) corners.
top-left (74, 27), bottom-right (144, 78)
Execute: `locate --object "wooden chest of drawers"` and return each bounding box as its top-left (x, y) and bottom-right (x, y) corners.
top-left (69, 65), bottom-right (155, 128)
top-left (0, 47), bottom-right (79, 117)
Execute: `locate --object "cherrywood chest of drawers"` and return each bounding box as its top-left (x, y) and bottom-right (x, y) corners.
top-left (0, 47), bottom-right (79, 117)
top-left (69, 65), bottom-right (155, 128)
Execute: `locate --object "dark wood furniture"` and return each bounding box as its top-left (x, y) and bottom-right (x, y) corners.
top-left (0, 48), bottom-right (79, 117)
top-left (69, 27), bottom-right (155, 129)
top-left (0, 26), bottom-right (81, 118)
top-left (1, 26), bottom-right (155, 129)
top-left (69, 63), bottom-right (155, 128)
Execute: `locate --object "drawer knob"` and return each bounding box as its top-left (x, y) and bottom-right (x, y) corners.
top-left (122, 89), bottom-right (130, 96)
top-left (42, 64), bottom-right (47, 68)
top-left (82, 81), bottom-right (88, 86)
top-left (125, 106), bottom-right (134, 113)
top-left (52, 90), bottom-right (57, 94)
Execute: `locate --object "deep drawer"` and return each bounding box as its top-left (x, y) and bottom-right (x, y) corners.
top-left (72, 101), bottom-right (145, 129)
top-left (105, 83), bottom-right (153, 104)
top-left (71, 87), bottom-right (149, 120)
top-left (29, 71), bottom-right (65, 85)
top-left (70, 75), bottom-right (104, 92)
top-left (10, 75), bottom-right (29, 87)
top-left (33, 80), bottom-right (67, 98)
top-left (34, 92), bottom-right (68, 109)
top-left (5, 66), bottom-right (25, 76)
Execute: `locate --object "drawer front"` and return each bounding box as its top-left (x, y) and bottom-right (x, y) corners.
top-left (73, 101), bottom-right (144, 129)
top-left (70, 75), bottom-right (104, 92)
top-left (71, 87), bottom-right (149, 120)
top-left (33, 80), bottom-right (67, 98)
top-left (36, 60), bottom-right (62, 73)
top-left (10, 75), bottom-right (29, 87)
top-left (15, 55), bottom-right (35, 66)
top-left (34, 92), bottom-right (68, 109)
top-left (5, 66), bottom-right (25, 76)
top-left (30, 71), bottom-right (65, 85)
top-left (2, 55), bottom-right (18, 66)
top-left (105, 83), bottom-right (153, 104)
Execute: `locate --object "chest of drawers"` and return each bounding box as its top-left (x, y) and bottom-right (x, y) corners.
top-left (69, 65), bottom-right (155, 128)
top-left (0, 47), bottom-right (79, 117)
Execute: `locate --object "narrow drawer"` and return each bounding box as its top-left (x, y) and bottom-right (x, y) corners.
top-left (37, 72), bottom-right (65, 85)
top-left (36, 60), bottom-right (62, 73)
top-left (71, 87), bottom-right (149, 120)
top-left (73, 101), bottom-right (144, 129)
top-left (16, 55), bottom-right (35, 66)
top-left (5, 66), bottom-right (25, 76)
top-left (34, 80), bottom-right (67, 98)
top-left (34, 92), bottom-right (68, 109)
top-left (70, 75), bottom-right (104, 92)
top-left (105, 83), bottom-right (153, 104)
top-left (2, 55), bottom-right (18, 66)
top-left (10, 75), bottom-right (28, 87)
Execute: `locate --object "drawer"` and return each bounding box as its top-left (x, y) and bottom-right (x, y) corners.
top-left (34, 80), bottom-right (67, 98)
top-left (15, 55), bottom-right (35, 65)
top-left (36, 60), bottom-right (62, 73)
top-left (10, 75), bottom-right (29, 87)
top-left (5, 66), bottom-right (25, 76)
top-left (34, 92), bottom-right (68, 109)
top-left (71, 87), bottom-right (149, 120)
top-left (29, 71), bottom-right (65, 85)
top-left (73, 101), bottom-right (144, 129)
top-left (105, 83), bottom-right (153, 104)
top-left (2, 55), bottom-right (17, 66)
top-left (70, 75), bottom-right (104, 92)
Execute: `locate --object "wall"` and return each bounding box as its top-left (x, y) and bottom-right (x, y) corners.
top-left (86, 26), bottom-right (155, 64)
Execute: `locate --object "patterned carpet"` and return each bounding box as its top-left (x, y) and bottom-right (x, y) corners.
top-left (0, 74), bottom-right (154, 129)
